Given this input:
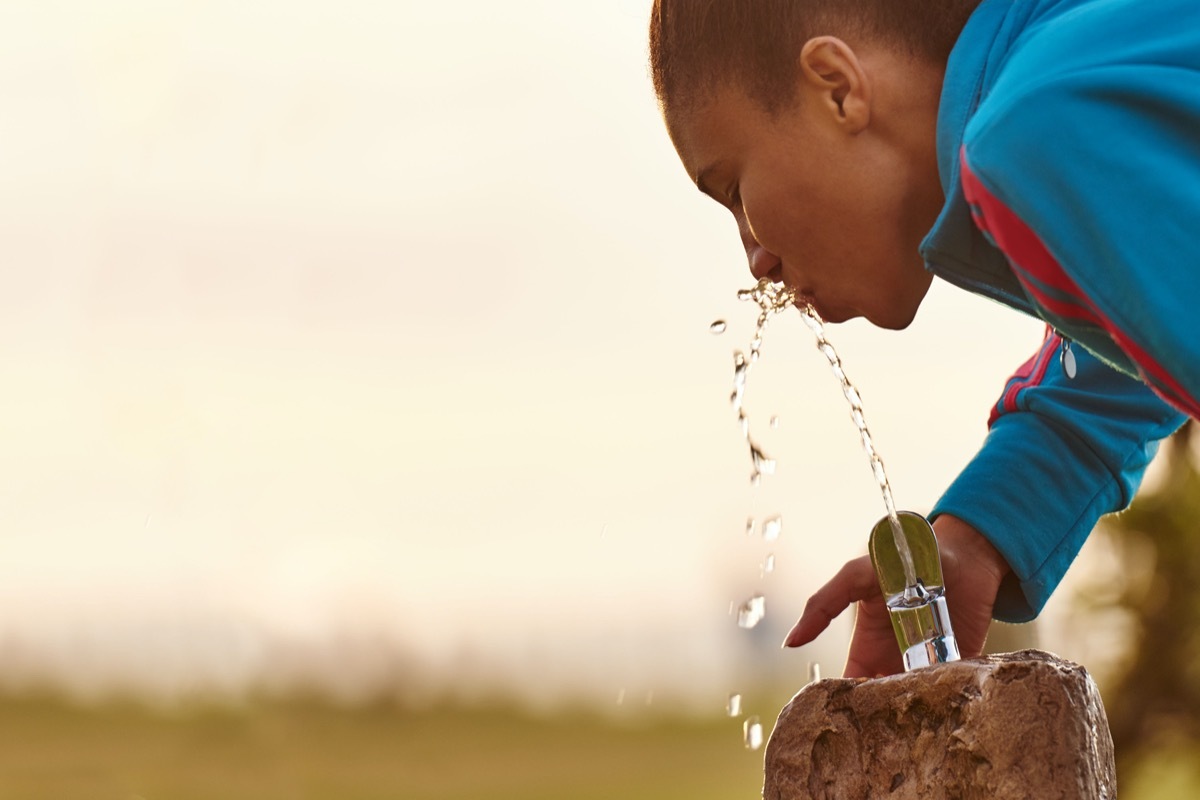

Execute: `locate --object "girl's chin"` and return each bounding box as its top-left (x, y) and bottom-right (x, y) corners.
top-left (814, 303), bottom-right (855, 325)
top-left (869, 304), bottom-right (921, 331)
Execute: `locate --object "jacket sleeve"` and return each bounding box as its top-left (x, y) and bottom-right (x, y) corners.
top-left (931, 16), bottom-right (1199, 621)
top-left (931, 331), bottom-right (1184, 622)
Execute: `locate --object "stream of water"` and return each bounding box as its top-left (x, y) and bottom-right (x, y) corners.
top-left (735, 279), bottom-right (918, 587)
top-left (715, 279), bottom-right (929, 746)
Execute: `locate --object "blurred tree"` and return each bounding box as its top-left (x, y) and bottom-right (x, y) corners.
top-left (1082, 420), bottom-right (1200, 782)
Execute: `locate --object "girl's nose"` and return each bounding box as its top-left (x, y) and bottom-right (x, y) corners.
top-left (736, 207), bottom-right (782, 282)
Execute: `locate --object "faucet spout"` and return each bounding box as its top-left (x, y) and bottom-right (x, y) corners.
top-left (869, 511), bottom-right (961, 671)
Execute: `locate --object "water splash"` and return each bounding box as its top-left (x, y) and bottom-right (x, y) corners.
top-left (710, 320), bottom-right (727, 334)
top-left (743, 716), bottom-right (764, 750)
top-left (731, 281), bottom-right (797, 485)
top-left (749, 444), bottom-right (776, 483)
top-left (726, 693), bottom-right (742, 717)
top-left (808, 662), bottom-right (822, 683)
top-left (730, 282), bottom-right (919, 579)
top-left (762, 553), bottom-right (776, 575)
top-left (737, 594), bottom-right (766, 629)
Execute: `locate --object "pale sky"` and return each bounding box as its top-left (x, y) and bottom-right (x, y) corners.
top-left (0, 1), bottom-right (1087, 709)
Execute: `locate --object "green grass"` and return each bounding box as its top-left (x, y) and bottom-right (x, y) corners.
top-left (4, 690), bottom-right (1183, 799)
top-left (0, 696), bottom-right (767, 800)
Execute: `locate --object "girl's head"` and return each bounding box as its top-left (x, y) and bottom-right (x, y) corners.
top-left (650, 0), bottom-right (981, 328)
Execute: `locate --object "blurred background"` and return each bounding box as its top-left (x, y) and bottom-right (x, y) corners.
top-left (0, 1), bottom-right (1193, 798)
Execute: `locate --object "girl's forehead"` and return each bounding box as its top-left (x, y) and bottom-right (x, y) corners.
top-left (666, 87), bottom-right (775, 172)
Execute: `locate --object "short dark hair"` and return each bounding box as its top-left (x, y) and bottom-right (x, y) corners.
top-left (650, 0), bottom-right (981, 115)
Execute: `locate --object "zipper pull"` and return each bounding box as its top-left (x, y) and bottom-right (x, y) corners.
top-left (1060, 337), bottom-right (1077, 379)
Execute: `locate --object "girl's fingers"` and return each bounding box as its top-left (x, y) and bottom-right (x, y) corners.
top-left (783, 556), bottom-right (880, 648)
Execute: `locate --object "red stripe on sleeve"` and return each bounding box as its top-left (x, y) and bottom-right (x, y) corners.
top-left (989, 328), bottom-right (1059, 427)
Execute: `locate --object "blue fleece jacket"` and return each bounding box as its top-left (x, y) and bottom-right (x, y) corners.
top-left (920, 0), bottom-right (1196, 621)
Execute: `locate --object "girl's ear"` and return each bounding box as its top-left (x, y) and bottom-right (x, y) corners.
top-left (798, 36), bottom-right (871, 134)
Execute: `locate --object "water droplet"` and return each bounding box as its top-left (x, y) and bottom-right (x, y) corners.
top-left (745, 517), bottom-right (755, 536)
top-left (761, 515), bottom-right (782, 542)
top-left (763, 553), bottom-right (776, 574)
top-left (731, 351), bottom-right (749, 411)
top-left (737, 594), bottom-right (766, 629)
top-left (750, 443), bottom-right (776, 479)
top-left (710, 320), bottom-right (727, 334)
top-left (769, 416), bottom-right (780, 429)
top-left (808, 662), bottom-right (822, 683)
top-left (743, 716), bottom-right (764, 750)
top-left (726, 693), bottom-right (742, 717)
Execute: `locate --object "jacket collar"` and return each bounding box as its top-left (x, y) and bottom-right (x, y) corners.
top-left (920, 0), bottom-right (1037, 315)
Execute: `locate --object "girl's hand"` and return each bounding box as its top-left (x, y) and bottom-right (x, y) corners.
top-left (782, 514), bottom-right (1011, 678)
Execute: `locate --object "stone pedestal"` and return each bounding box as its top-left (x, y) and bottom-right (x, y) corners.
top-left (763, 650), bottom-right (1115, 799)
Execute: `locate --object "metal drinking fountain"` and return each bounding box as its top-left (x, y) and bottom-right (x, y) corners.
top-left (869, 511), bottom-right (961, 671)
